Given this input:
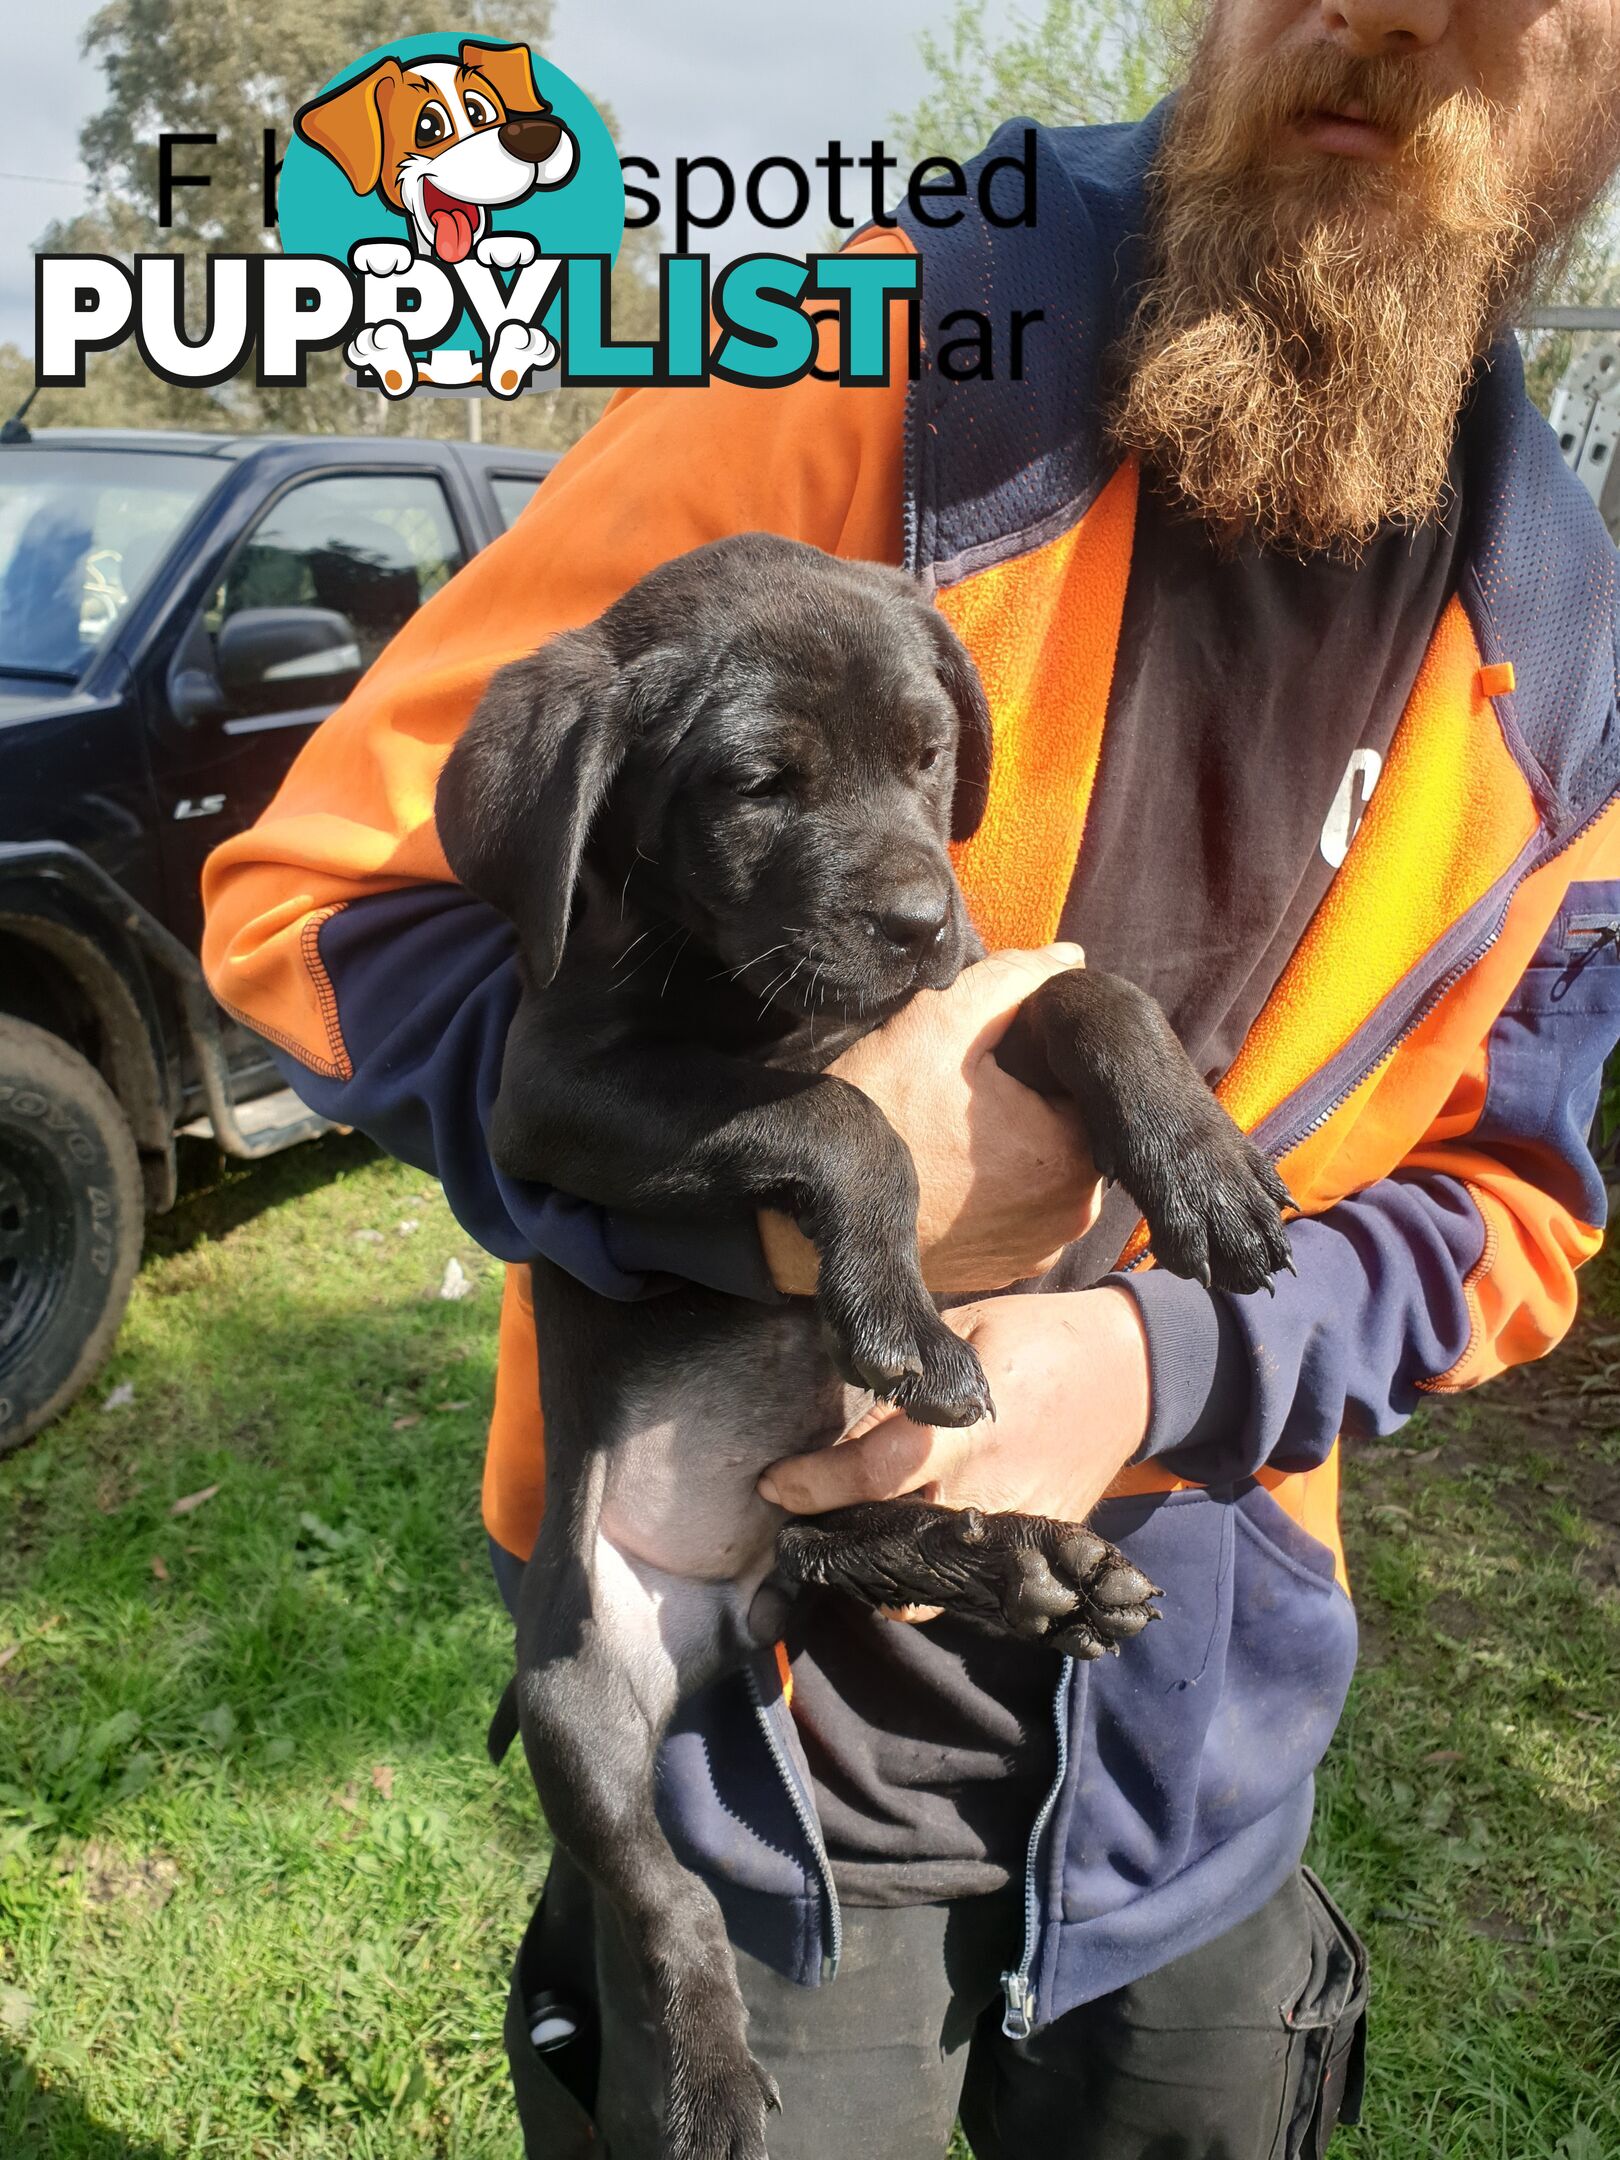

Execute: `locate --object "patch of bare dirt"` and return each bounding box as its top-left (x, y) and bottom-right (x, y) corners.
top-left (68, 1842), bottom-right (180, 1913)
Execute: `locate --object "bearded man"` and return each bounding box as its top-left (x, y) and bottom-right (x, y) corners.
top-left (202, 0), bottom-right (1620, 2153)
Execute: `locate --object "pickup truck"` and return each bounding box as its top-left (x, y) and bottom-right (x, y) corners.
top-left (0, 424), bottom-right (556, 1452)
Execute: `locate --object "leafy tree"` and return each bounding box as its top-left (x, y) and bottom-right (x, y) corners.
top-left (9, 0), bottom-right (656, 448)
top-left (892, 0), bottom-right (1190, 168)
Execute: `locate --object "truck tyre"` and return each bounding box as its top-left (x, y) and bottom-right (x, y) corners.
top-left (0, 1017), bottom-right (144, 1455)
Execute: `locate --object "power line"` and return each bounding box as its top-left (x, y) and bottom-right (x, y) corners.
top-left (0, 171), bottom-right (91, 191)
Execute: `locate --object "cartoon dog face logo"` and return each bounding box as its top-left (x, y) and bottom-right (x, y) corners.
top-left (293, 40), bottom-right (577, 264)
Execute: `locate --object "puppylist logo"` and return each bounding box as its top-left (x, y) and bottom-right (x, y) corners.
top-left (35, 31), bottom-right (1044, 399)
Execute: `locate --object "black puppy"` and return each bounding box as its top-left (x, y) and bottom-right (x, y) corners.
top-left (436, 534), bottom-right (1292, 2160)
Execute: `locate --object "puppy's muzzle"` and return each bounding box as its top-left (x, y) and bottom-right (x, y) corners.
top-left (500, 111), bottom-right (564, 163)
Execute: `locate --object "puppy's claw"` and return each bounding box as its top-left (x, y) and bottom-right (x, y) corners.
top-left (1092, 1562), bottom-right (1159, 1609)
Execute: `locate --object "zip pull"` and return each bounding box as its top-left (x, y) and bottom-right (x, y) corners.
top-left (1001, 1969), bottom-right (1036, 2040)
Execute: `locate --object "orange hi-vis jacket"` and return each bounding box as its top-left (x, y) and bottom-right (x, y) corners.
top-left (202, 112), bottom-right (1620, 2025)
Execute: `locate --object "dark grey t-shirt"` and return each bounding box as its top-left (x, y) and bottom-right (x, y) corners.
top-left (792, 469), bottom-right (1466, 1905)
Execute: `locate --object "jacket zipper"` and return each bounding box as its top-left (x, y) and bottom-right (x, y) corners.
top-left (1256, 786), bottom-right (1620, 1166)
top-left (1000, 1656), bottom-right (1075, 2039)
top-left (745, 1664), bottom-right (843, 1980)
top-left (1265, 917), bottom-right (1508, 1161)
top-left (1112, 908), bottom-right (1512, 1289)
top-left (902, 366), bottom-right (922, 577)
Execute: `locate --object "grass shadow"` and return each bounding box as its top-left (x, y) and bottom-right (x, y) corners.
top-left (1, 2047), bottom-right (173, 2160)
top-left (146, 1130), bottom-right (382, 1262)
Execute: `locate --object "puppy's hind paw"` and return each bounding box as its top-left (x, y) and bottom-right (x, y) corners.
top-left (346, 322), bottom-right (415, 397)
top-left (776, 1499), bottom-right (1162, 1658)
top-left (487, 320), bottom-right (556, 396)
top-left (895, 1311), bottom-right (995, 1427)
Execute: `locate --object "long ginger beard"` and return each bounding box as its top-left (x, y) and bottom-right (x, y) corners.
top-left (1108, 37), bottom-right (1618, 557)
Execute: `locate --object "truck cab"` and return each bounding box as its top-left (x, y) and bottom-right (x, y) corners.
top-left (0, 425), bottom-right (554, 1449)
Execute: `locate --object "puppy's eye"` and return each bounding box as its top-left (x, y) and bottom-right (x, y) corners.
top-left (464, 92), bottom-right (497, 128)
top-left (917, 744), bottom-right (942, 772)
top-left (415, 102), bottom-right (452, 147)
top-left (730, 770), bottom-right (794, 800)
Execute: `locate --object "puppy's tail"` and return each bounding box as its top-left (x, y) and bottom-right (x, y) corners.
top-left (487, 1677), bottom-right (520, 1766)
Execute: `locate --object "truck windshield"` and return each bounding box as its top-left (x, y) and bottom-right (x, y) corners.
top-left (0, 446), bottom-right (221, 683)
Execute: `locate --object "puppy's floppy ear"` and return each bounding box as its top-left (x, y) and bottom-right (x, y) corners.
top-left (459, 39), bottom-right (546, 115)
top-left (919, 605), bottom-right (993, 841)
top-left (436, 626), bottom-right (628, 985)
top-left (294, 60), bottom-right (402, 196)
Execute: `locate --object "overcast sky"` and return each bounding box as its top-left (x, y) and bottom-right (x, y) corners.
top-left (3, 0), bottom-right (1017, 358)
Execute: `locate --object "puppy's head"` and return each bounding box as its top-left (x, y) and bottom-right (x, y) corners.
top-left (293, 42), bottom-right (575, 263)
top-left (437, 535), bottom-right (992, 1023)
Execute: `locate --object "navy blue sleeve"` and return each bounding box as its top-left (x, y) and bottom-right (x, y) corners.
top-left (1117, 878), bottom-right (1620, 1480)
top-left (264, 885), bottom-right (783, 1304)
top-left (1117, 1170), bottom-right (1486, 1480)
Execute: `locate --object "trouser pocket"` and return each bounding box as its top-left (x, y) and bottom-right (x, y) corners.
top-left (504, 1869), bottom-right (601, 2157)
top-left (1282, 1868), bottom-right (1369, 2158)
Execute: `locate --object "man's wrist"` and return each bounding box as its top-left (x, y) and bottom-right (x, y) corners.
top-left (1080, 1284), bottom-right (1153, 1464)
top-left (1111, 1268), bottom-right (1252, 1465)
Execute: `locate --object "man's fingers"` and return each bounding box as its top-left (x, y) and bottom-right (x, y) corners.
top-left (758, 1411), bottom-right (956, 1514)
top-left (946, 944), bottom-right (1085, 1057)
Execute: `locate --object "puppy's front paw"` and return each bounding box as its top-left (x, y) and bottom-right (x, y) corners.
top-left (350, 239), bottom-right (414, 279)
top-left (475, 230), bottom-right (539, 271)
top-left (1138, 1111), bottom-right (1294, 1296)
top-left (987, 1523), bottom-right (1160, 1659)
top-left (666, 2040), bottom-right (778, 2160)
top-left (821, 1296), bottom-right (993, 1427)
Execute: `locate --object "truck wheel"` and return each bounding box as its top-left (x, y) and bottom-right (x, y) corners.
top-left (0, 1017), bottom-right (144, 1456)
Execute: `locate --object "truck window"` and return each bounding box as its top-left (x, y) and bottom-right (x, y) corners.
top-left (490, 472), bottom-right (544, 529)
top-left (0, 448), bottom-right (220, 683)
top-left (202, 472), bottom-right (466, 689)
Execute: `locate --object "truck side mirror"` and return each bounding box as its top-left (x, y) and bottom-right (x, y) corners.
top-left (215, 606), bottom-right (363, 716)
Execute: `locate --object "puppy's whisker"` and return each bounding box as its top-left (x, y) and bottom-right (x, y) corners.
top-left (612, 927), bottom-right (684, 991)
top-left (610, 927), bottom-right (656, 975)
top-left (758, 958), bottom-right (805, 1021)
top-left (659, 931), bottom-right (693, 1000)
top-left (808, 962), bottom-right (827, 1051)
top-left (717, 942), bottom-right (789, 985)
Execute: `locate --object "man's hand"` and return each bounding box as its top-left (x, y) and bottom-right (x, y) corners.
top-left (758, 945), bottom-right (1104, 1295)
top-left (757, 1286), bottom-right (1151, 1532)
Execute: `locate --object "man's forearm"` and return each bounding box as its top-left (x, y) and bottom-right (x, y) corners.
top-left (1114, 1169), bottom-right (1486, 1478)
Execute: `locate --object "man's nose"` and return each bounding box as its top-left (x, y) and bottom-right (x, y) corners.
top-left (1319, 0), bottom-right (1450, 55)
top-left (499, 112), bottom-right (564, 162)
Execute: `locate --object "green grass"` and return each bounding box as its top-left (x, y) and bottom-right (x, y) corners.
top-left (0, 1137), bottom-right (539, 2156)
top-left (2, 1135), bottom-right (1618, 2157)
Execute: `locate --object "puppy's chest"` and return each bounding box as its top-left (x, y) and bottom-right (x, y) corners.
top-left (595, 1301), bottom-right (864, 1584)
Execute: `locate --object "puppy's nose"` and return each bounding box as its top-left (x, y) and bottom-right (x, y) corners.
top-left (499, 112), bottom-right (564, 162)
top-left (869, 880), bottom-right (952, 961)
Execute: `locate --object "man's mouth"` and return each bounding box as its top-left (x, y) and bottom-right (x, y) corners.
top-left (1289, 101), bottom-right (1399, 162)
top-left (422, 177), bottom-right (483, 263)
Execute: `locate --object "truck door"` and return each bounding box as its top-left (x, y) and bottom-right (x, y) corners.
top-left (149, 467), bottom-right (469, 951)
